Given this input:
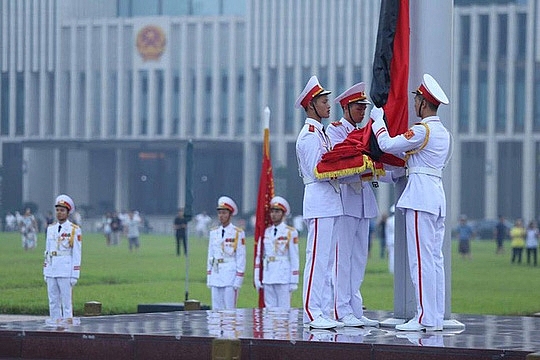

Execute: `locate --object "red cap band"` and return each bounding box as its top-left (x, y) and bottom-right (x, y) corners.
top-left (417, 84), bottom-right (440, 106)
top-left (300, 85), bottom-right (324, 108)
top-left (339, 92), bottom-right (367, 107)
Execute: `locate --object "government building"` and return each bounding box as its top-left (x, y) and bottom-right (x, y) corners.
top-left (0, 0), bottom-right (538, 226)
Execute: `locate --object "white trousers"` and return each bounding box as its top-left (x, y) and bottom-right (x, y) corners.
top-left (405, 209), bottom-right (445, 328)
top-left (303, 217), bottom-right (337, 323)
top-left (333, 215), bottom-right (370, 320)
top-left (46, 277), bottom-right (73, 320)
top-left (263, 284), bottom-right (290, 309)
top-left (211, 286), bottom-right (237, 310)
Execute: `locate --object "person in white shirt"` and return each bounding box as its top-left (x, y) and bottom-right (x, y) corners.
top-left (206, 196), bottom-right (246, 310)
top-left (372, 73), bottom-right (450, 332)
top-left (326, 82), bottom-right (379, 327)
top-left (43, 194), bottom-right (82, 326)
top-left (295, 76), bottom-right (345, 330)
top-left (254, 196), bottom-right (300, 309)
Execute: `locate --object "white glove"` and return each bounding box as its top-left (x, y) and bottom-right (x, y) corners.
top-left (233, 275), bottom-right (243, 290)
top-left (289, 283), bottom-right (298, 292)
top-left (370, 107), bottom-right (386, 135)
top-left (254, 278), bottom-right (263, 291)
top-left (206, 277), bottom-right (211, 288)
top-left (70, 278), bottom-right (78, 286)
top-left (44, 276), bottom-right (47, 283)
top-left (370, 106), bottom-right (384, 122)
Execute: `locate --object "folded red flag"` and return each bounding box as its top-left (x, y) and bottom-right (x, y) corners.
top-left (315, 124), bottom-right (405, 180)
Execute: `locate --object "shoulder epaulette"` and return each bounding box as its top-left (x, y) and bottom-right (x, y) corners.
top-left (71, 223), bottom-right (80, 229)
top-left (210, 225), bottom-right (219, 231)
top-left (234, 226), bottom-right (244, 232)
top-left (330, 121), bottom-right (342, 126)
top-left (308, 124), bottom-right (315, 132)
top-left (286, 225), bottom-right (296, 231)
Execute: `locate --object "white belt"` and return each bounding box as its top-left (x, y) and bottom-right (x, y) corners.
top-left (48, 250), bottom-right (71, 256)
top-left (265, 256), bottom-right (288, 262)
top-left (302, 177), bottom-right (341, 194)
top-left (407, 166), bottom-right (442, 178)
top-left (215, 258), bottom-right (234, 264)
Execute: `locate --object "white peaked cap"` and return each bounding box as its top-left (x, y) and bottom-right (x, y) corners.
top-left (295, 75), bottom-right (331, 109)
top-left (216, 196), bottom-right (238, 216)
top-left (413, 73), bottom-right (449, 106)
top-left (270, 196), bottom-right (290, 216)
top-left (55, 194), bottom-right (75, 214)
top-left (335, 82), bottom-right (371, 106)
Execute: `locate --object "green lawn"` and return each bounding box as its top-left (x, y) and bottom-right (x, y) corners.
top-left (0, 231), bottom-right (538, 317)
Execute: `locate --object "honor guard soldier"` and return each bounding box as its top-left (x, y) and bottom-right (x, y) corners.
top-left (254, 196), bottom-right (300, 309)
top-left (371, 74), bottom-right (450, 332)
top-left (326, 83), bottom-right (379, 327)
top-left (43, 194), bottom-right (82, 326)
top-left (207, 196), bottom-right (246, 310)
top-left (295, 76), bottom-right (345, 329)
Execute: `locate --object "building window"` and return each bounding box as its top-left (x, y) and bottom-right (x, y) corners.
top-left (93, 72), bottom-right (102, 137)
top-left (118, 0), bottom-right (246, 16)
top-left (46, 72), bottom-right (55, 136)
top-left (498, 14), bottom-right (507, 58)
top-left (1, 73), bottom-right (9, 135)
top-left (172, 74), bottom-right (180, 135)
top-left (204, 75), bottom-right (212, 136)
top-left (16, 73), bottom-right (25, 136)
top-left (78, 73), bottom-right (86, 138)
top-left (460, 16), bottom-right (470, 61)
top-left (108, 72), bottom-right (118, 136)
top-left (235, 74), bottom-right (245, 136)
top-left (516, 13), bottom-right (527, 57)
top-left (476, 68), bottom-right (488, 133)
top-left (140, 70), bottom-right (149, 135)
top-left (495, 67), bottom-right (506, 133)
top-left (156, 70), bottom-right (164, 135)
top-left (479, 15), bottom-right (489, 61)
top-left (514, 67), bottom-right (525, 133)
top-left (534, 64), bottom-right (540, 132)
top-left (458, 68), bottom-right (469, 133)
top-left (461, 142), bottom-right (485, 219)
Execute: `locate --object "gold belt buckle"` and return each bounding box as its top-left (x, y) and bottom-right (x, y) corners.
top-left (217, 258), bottom-right (224, 263)
top-left (51, 251), bottom-right (57, 256)
top-left (268, 256), bottom-right (275, 262)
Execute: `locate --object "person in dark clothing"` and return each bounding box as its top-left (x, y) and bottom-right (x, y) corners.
top-left (173, 208), bottom-right (188, 256)
top-left (494, 215), bottom-right (508, 254)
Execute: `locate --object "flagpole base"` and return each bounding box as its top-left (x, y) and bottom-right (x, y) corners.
top-left (443, 319), bottom-right (466, 330)
top-left (379, 317), bottom-right (406, 328)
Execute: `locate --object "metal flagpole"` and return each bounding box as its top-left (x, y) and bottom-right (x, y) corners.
top-left (184, 140), bottom-right (194, 301)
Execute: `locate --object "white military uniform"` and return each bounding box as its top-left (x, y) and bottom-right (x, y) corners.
top-left (43, 195), bottom-right (82, 323)
top-left (326, 118), bottom-right (379, 321)
top-left (372, 74), bottom-right (450, 330)
top-left (257, 222), bottom-right (299, 308)
top-left (296, 117), bottom-right (343, 323)
top-left (207, 223), bottom-right (246, 310)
